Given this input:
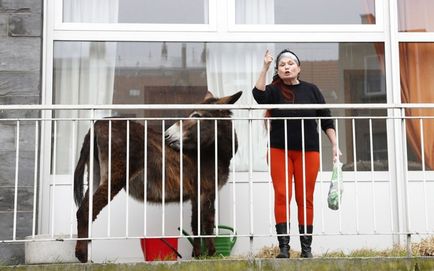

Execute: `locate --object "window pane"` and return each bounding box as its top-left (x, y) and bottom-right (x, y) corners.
top-left (52, 42), bottom-right (386, 173)
top-left (235, 0), bottom-right (376, 24)
top-left (63, 0), bottom-right (208, 24)
top-left (398, 0), bottom-right (434, 32)
top-left (400, 42), bottom-right (434, 170)
top-left (53, 41), bottom-right (207, 174)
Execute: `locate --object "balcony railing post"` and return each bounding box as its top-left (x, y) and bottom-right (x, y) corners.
top-left (400, 108), bottom-right (412, 256)
top-left (248, 109), bottom-right (254, 260)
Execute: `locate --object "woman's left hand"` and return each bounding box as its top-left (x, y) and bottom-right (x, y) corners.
top-left (333, 145), bottom-right (342, 162)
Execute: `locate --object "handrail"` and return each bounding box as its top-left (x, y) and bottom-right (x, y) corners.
top-left (0, 103), bottom-right (433, 111)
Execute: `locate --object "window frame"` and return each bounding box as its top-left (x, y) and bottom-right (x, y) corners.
top-left (48, 0), bottom-right (390, 44)
top-left (53, 0), bottom-right (387, 33)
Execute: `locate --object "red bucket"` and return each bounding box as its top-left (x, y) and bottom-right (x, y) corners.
top-left (140, 238), bottom-right (179, 261)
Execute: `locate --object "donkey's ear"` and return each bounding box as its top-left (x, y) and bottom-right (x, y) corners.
top-left (217, 91), bottom-right (243, 104)
top-left (204, 91), bottom-right (214, 101)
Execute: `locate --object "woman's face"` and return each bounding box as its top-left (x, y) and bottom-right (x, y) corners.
top-left (277, 57), bottom-right (301, 84)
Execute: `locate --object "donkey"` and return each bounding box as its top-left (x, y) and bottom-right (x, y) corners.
top-left (73, 91), bottom-right (242, 263)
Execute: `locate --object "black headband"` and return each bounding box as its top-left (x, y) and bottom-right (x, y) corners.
top-left (275, 49), bottom-right (301, 67)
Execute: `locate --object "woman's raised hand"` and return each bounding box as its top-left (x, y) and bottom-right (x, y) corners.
top-left (255, 49), bottom-right (273, 90)
top-left (263, 49), bottom-right (273, 70)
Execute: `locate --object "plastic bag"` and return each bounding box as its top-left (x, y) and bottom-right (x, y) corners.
top-left (327, 160), bottom-right (343, 210)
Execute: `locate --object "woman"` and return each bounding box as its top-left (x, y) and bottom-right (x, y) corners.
top-left (252, 49), bottom-right (341, 258)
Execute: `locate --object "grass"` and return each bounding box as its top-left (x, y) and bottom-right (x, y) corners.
top-left (254, 236), bottom-right (434, 258)
top-left (321, 246), bottom-right (408, 258)
top-left (413, 236), bottom-right (434, 256)
top-left (254, 245), bottom-right (301, 258)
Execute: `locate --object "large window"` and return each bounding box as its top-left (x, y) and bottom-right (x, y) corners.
top-left (52, 41), bottom-right (386, 173)
top-left (46, 0), bottom-right (434, 174)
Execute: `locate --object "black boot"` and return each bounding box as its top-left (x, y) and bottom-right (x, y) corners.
top-left (299, 225), bottom-right (313, 258)
top-left (275, 223), bottom-right (290, 258)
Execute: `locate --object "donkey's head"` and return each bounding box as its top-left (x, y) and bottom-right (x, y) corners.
top-left (165, 91), bottom-right (242, 151)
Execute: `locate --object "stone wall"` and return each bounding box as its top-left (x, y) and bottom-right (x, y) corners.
top-left (0, 0), bottom-right (42, 265)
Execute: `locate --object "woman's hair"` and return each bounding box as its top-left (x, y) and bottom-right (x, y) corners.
top-left (271, 76), bottom-right (295, 102)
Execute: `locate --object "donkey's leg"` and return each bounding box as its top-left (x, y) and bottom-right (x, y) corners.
top-left (75, 190), bottom-right (91, 263)
top-left (75, 178), bottom-right (124, 263)
top-left (201, 190), bottom-right (216, 256)
top-left (190, 193), bottom-right (202, 257)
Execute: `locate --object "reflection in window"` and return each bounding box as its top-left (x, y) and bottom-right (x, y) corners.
top-left (398, 0), bottom-right (434, 32)
top-left (235, 0), bottom-right (375, 25)
top-left (341, 119), bottom-right (388, 171)
top-left (63, 0), bottom-right (208, 24)
top-left (53, 42), bottom-right (386, 173)
top-left (400, 43), bottom-right (434, 170)
top-left (112, 42), bottom-right (208, 119)
top-left (53, 42), bottom-right (208, 174)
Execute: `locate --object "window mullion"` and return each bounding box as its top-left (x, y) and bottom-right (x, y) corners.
top-left (53, 0), bottom-right (63, 29)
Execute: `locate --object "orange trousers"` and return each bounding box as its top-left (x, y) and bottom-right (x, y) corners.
top-left (269, 148), bottom-right (320, 225)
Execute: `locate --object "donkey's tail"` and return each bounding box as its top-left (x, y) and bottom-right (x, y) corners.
top-left (74, 131), bottom-right (91, 206)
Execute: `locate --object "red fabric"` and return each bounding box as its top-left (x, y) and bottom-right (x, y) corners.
top-left (269, 148), bottom-right (320, 225)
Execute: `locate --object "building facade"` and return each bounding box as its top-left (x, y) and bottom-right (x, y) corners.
top-left (0, 0), bottom-right (433, 264)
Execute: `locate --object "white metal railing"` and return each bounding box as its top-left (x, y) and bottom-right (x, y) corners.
top-left (0, 103), bottom-right (433, 262)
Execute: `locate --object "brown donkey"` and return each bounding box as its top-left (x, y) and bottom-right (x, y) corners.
top-left (73, 91), bottom-right (242, 262)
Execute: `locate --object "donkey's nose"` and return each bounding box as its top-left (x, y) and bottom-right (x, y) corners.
top-left (168, 141), bottom-right (180, 150)
top-left (165, 134), bottom-right (173, 144)
top-left (164, 131), bottom-right (173, 141)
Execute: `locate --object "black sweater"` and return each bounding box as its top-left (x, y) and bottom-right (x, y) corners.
top-left (252, 81), bottom-right (335, 151)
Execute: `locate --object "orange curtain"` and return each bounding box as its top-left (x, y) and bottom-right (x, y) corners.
top-left (399, 43), bottom-right (434, 170)
top-left (363, 0), bottom-right (434, 169)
